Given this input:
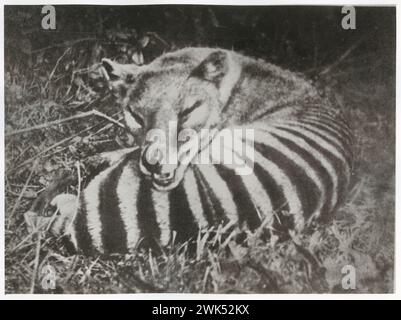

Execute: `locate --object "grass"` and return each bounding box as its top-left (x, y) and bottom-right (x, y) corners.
top-left (4, 42), bottom-right (394, 294)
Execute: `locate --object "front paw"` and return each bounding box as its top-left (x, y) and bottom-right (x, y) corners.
top-left (24, 193), bottom-right (78, 237)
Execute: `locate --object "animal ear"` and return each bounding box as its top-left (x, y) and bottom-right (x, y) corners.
top-left (192, 51), bottom-right (229, 83)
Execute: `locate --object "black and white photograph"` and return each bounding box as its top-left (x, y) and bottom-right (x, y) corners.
top-left (3, 3), bottom-right (396, 295)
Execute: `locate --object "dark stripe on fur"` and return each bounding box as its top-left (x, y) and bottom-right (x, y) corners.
top-left (74, 195), bottom-right (95, 255)
top-left (254, 142), bottom-right (320, 220)
top-left (305, 110), bottom-right (352, 135)
top-left (275, 126), bottom-right (349, 221)
top-left (191, 166), bottom-right (216, 224)
top-left (215, 164), bottom-right (261, 230)
top-left (136, 179), bottom-right (161, 247)
top-left (270, 132), bottom-right (334, 217)
top-left (169, 182), bottom-right (199, 243)
top-left (98, 158), bottom-right (130, 253)
top-left (289, 122), bottom-right (353, 166)
top-left (304, 114), bottom-right (353, 138)
top-left (252, 163), bottom-right (294, 233)
top-left (298, 119), bottom-right (353, 154)
top-left (192, 165), bottom-right (227, 224)
top-left (252, 102), bottom-right (293, 122)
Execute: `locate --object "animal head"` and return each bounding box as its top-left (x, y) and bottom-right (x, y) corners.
top-left (102, 48), bottom-right (242, 191)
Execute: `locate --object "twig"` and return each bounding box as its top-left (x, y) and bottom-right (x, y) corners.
top-left (44, 48), bottom-right (71, 91)
top-left (11, 113), bottom-right (121, 172)
top-left (11, 121), bottom-right (105, 171)
top-left (45, 208), bottom-right (60, 233)
top-left (30, 37), bottom-right (98, 54)
top-left (121, 272), bottom-right (165, 293)
top-left (202, 266), bottom-right (211, 292)
top-left (64, 255), bottom-right (79, 283)
top-left (8, 160), bottom-right (39, 222)
top-left (10, 229), bottom-right (37, 253)
top-left (146, 32), bottom-right (170, 49)
top-left (289, 231), bottom-right (325, 281)
top-left (13, 144), bottom-right (32, 163)
top-left (319, 36), bottom-right (366, 76)
top-left (65, 161), bottom-right (81, 236)
top-left (7, 189), bottom-right (37, 199)
top-left (10, 215), bottom-right (52, 253)
top-left (30, 231), bottom-right (42, 294)
top-left (6, 109), bottom-right (125, 137)
top-left (79, 256), bottom-right (100, 284)
top-left (246, 259), bottom-right (280, 293)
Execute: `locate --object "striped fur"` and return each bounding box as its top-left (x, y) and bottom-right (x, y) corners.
top-left (47, 48), bottom-right (353, 255)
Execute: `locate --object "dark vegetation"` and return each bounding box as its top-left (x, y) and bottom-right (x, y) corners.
top-left (4, 5), bottom-right (395, 293)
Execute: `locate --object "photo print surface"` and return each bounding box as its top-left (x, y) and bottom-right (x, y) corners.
top-left (4, 5), bottom-right (395, 294)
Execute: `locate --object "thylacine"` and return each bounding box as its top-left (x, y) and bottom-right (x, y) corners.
top-left (25, 47), bottom-right (354, 255)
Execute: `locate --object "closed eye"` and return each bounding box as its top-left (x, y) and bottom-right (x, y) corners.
top-left (180, 100), bottom-right (203, 119)
top-left (127, 108), bottom-right (145, 127)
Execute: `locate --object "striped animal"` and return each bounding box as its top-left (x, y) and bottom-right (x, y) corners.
top-left (26, 48), bottom-right (354, 255)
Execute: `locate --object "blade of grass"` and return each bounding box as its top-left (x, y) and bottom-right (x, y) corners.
top-left (6, 109), bottom-right (125, 137)
top-left (30, 231), bottom-right (42, 294)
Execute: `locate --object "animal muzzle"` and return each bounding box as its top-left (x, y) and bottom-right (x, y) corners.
top-left (140, 129), bottom-right (217, 190)
top-left (140, 145), bottom-right (178, 190)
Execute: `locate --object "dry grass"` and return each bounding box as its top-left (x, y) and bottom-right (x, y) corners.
top-left (4, 41), bottom-right (394, 294)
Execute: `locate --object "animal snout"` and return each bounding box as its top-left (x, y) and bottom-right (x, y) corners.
top-left (141, 145), bottom-right (163, 174)
top-left (141, 145), bottom-right (177, 181)
top-left (154, 171), bottom-right (175, 181)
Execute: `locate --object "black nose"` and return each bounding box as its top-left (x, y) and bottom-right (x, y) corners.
top-left (155, 171), bottom-right (175, 180)
top-left (142, 146), bottom-right (162, 174)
